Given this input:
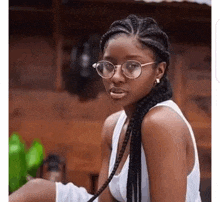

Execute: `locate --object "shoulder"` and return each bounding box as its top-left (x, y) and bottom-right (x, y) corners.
top-left (140, 105), bottom-right (189, 201)
top-left (141, 105), bottom-right (188, 147)
top-left (101, 110), bottom-right (124, 147)
top-left (102, 110), bottom-right (123, 134)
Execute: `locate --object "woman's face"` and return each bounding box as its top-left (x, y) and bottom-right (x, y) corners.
top-left (102, 34), bottom-right (163, 108)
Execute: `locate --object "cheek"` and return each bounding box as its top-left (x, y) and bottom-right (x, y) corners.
top-left (140, 70), bottom-right (157, 88)
top-left (131, 82), bottom-right (152, 98)
top-left (102, 79), bottom-right (110, 90)
top-left (130, 76), bottom-right (155, 96)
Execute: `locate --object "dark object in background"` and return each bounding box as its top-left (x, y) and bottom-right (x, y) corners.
top-left (200, 178), bottom-right (211, 202)
top-left (63, 34), bottom-right (103, 101)
top-left (40, 154), bottom-right (66, 183)
top-left (90, 173), bottom-right (99, 195)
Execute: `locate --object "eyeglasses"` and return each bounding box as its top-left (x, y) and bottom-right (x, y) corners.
top-left (92, 60), bottom-right (156, 79)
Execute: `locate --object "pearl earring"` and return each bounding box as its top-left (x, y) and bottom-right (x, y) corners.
top-left (156, 78), bottom-right (160, 84)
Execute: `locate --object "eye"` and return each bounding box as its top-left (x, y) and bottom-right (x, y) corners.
top-left (126, 61), bottom-right (140, 71)
top-left (104, 62), bottom-right (114, 71)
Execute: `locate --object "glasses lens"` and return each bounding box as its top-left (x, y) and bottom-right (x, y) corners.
top-left (96, 61), bottom-right (114, 78)
top-left (123, 61), bottom-right (141, 79)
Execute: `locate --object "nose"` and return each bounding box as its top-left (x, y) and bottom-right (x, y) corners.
top-left (110, 65), bottom-right (126, 84)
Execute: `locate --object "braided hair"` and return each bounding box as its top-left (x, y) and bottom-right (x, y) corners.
top-left (88, 14), bottom-right (173, 202)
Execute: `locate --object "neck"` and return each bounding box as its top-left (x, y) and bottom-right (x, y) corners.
top-left (123, 103), bottom-right (137, 121)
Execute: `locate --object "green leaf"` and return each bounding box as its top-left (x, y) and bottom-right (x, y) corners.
top-left (26, 139), bottom-right (45, 177)
top-left (9, 133), bottom-right (27, 192)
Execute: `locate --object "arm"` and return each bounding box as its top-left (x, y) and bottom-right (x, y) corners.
top-left (9, 174), bottom-right (95, 202)
top-left (9, 178), bottom-right (56, 202)
top-left (98, 112), bottom-right (121, 202)
top-left (142, 106), bottom-right (188, 202)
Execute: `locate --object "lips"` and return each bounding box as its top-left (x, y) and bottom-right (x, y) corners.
top-left (109, 87), bottom-right (128, 99)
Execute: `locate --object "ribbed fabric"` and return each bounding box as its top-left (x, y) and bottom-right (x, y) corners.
top-left (109, 100), bottom-right (201, 202)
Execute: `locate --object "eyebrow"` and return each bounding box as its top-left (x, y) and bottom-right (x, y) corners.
top-left (103, 55), bottom-right (144, 61)
top-left (102, 56), bottom-right (114, 60)
top-left (125, 55), bottom-right (144, 60)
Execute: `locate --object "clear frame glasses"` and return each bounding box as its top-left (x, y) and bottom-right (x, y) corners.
top-left (92, 60), bottom-right (156, 79)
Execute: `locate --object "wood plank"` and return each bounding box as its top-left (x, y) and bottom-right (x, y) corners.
top-left (172, 55), bottom-right (185, 109)
top-left (65, 142), bottom-right (102, 173)
top-left (185, 70), bottom-right (211, 97)
top-left (53, 0), bottom-right (63, 91)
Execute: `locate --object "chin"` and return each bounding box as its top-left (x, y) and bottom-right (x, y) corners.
top-left (109, 96), bottom-right (136, 110)
top-left (108, 94), bottom-right (126, 105)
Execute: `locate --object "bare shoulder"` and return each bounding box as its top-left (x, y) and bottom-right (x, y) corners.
top-left (141, 105), bottom-right (189, 144)
top-left (102, 110), bottom-right (123, 135)
top-left (141, 106), bottom-right (189, 201)
top-left (101, 110), bottom-right (124, 147)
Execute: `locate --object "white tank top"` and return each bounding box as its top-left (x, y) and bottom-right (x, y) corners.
top-left (109, 100), bottom-right (201, 202)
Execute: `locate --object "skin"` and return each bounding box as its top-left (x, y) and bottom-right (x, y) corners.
top-left (9, 179), bottom-right (56, 202)
top-left (97, 34), bottom-right (195, 202)
top-left (9, 34), bottom-right (195, 202)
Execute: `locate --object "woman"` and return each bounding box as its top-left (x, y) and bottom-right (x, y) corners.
top-left (9, 14), bottom-right (201, 202)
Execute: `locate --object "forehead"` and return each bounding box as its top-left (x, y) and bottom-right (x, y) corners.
top-left (103, 35), bottom-right (155, 60)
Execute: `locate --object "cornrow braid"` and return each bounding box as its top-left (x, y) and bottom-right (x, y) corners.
top-left (88, 14), bottom-right (173, 201)
top-left (127, 14), bottom-right (139, 34)
top-left (87, 115), bottom-right (135, 202)
top-left (110, 20), bottom-right (133, 33)
top-left (100, 22), bottom-right (131, 53)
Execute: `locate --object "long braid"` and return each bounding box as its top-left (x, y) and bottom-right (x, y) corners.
top-left (88, 14), bottom-right (172, 201)
top-left (88, 115), bottom-right (135, 202)
top-left (125, 77), bottom-right (172, 202)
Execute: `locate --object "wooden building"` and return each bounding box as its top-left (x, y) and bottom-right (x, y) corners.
top-left (9, 0), bottom-right (211, 200)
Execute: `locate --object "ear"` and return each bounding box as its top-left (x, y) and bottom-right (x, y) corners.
top-left (155, 62), bottom-right (166, 80)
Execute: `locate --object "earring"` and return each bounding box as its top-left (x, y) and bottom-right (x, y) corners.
top-left (155, 78), bottom-right (160, 84)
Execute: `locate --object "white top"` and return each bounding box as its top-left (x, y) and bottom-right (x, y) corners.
top-left (56, 182), bottom-right (97, 202)
top-left (108, 100), bottom-right (201, 202)
top-left (55, 100), bottom-right (201, 202)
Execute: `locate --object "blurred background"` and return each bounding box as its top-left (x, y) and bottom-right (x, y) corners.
top-left (9, 0), bottom-right (211, 201)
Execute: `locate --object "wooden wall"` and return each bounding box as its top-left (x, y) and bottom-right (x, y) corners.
top-left (170, 44), bottom-right (211, 181)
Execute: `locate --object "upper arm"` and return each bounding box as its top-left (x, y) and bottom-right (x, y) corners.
top-left (141, 106), bottom-right (188, 202)
top-left (9, 179), bottom-right (56, 202)
top-left (98, 112), bottom-right (121, 202)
